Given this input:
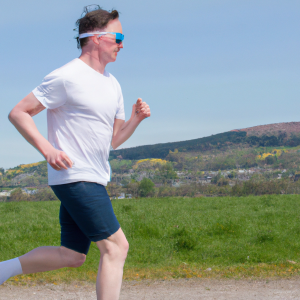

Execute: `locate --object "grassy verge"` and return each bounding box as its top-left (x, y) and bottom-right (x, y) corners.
top-left (1, 195), bottom-right (300, 283)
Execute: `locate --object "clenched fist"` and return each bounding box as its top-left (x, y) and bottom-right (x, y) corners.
top-left (132, 98), bottom-right (151, 121)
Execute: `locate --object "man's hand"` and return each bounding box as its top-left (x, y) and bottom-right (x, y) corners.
top-left (45, 148), bottom-right (73, 171)
top-left (111, 98), bottom-right (151, 149)
top-left (133, 98), bottom-right (151, 121)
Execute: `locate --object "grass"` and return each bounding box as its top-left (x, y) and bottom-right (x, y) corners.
top-left (1, 195), bottom-right (300, 284)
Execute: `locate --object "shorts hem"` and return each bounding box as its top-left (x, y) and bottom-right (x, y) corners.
top-left (60, 244), bottom-right (90, 255)
top-left (91, 225), bottom-right (121, 243)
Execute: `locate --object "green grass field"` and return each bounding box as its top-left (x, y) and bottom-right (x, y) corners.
top-left (1, 195), bottom-right (300, 283)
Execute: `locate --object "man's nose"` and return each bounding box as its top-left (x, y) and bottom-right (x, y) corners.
top-left (118, 42), bottom-right (124, 49)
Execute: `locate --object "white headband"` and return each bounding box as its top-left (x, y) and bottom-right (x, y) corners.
top-left (79, 31), bottom-right (105, 39)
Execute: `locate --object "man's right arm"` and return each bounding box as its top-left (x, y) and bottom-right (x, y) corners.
top-left (8, 92), bottom-right (73, 170)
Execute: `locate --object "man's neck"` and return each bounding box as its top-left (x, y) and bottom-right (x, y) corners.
top-left (79, 51), bottom-right (106, 74)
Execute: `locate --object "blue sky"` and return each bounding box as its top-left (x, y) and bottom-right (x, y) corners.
top-left (1, 0), bottom-right (299, 168)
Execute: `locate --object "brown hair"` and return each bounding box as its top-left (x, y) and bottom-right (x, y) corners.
top-left (75, 5), bottom-right (119, 49)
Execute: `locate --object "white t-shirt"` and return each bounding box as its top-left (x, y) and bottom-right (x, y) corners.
top-left (33, 58), bottom-right (125, 186)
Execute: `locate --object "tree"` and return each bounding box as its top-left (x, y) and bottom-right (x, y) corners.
top-left (127, 180), bottom-right (140, 198)
top-left (106, 182), bottom-right (122, 198)
top-left (31, 188), bottom-right (58, 201)
top-left (159, 163), bottom-right (178, 185)
top-left (265, 155), bottom-right (276, 165)
top-left (138, 178), bottom-right (155, 197)
top-left (211, 171), bottom-right (222, 184)
top-left (217, 177), bottom-right (229, 186)
top-left (8, 188), bottom-right (28, 202)
top-left (121, 177), bottom-right (131, 188)
top-left (228, 170), bottom-right (237, 179)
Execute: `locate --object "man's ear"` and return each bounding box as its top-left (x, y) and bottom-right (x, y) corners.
top-left (91, 35), bottom-right (101, 45)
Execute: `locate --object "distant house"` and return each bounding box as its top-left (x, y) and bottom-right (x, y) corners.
top-left (117, 155), bottom-right (123, 160)
top-left (118, 193), bottom-right (125, 199)
top-left (22, 188), bottom-right (38, 195)
top-left (0, 191), bottom-right (11, 197)
top-left (172, 181), bottom-right (181, 187)
top-left (198, 178), bottom-right (207, 184)
top-left (176, 172), bottom-right (185, 176)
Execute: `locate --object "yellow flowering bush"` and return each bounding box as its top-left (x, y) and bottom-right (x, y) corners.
top-left (19, 162), bottom-right (41, 169)
top-left (6, 169), bottom-right (23, 176)
top-left (256, 149), bottom-right (288, 160)
top-left (6, 162), bottom-right (42, 177)
top-left (133, 158), bottom-right (167, 170)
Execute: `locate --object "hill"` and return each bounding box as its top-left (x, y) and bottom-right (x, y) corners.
top-left (232, 122), bottom-right (300, 137)
top-left (111, 122), bottom-right (300, 160)
top-left (1, 161), bottom-right (47, 188)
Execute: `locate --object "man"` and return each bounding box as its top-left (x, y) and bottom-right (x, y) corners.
top-left (0, 6), bottom-right (150, 300)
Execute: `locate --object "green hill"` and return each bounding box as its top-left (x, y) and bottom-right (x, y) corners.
top-left (110, 129), bottom-right (300, 160)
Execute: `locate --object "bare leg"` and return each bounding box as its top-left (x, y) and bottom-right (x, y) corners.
top-left (96, 228), bottom-right (129, 300)
top-left (19, 246), bottom-right (86, 274)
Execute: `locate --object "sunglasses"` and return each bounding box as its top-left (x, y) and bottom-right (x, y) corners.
top-left (79, 31), bottom-right (124, 44)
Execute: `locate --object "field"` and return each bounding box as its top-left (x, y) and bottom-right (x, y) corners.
top-left (1, 195), bottom-right (300, 284)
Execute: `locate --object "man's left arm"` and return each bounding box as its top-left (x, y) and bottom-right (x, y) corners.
top-left (111, 98), bottom-right (150, 150)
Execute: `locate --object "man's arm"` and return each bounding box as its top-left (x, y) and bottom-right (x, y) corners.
top-left (8, 92), bottom-right (73, 170)
top-left (111, 98), bottom-right (151, 149)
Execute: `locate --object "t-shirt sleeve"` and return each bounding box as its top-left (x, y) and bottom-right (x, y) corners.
top-left (32, 69), bottom-right (68, 109)
top-left (115, 84), bottom-right (125, 120)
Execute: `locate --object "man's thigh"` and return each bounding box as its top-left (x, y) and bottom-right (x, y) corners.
top-left (59, 203), bottom-right (91, 255)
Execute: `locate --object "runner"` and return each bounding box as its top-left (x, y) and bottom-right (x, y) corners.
top-left (1, 5), bottom-right (150, 300)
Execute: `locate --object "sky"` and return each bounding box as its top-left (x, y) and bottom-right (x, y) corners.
top-left (0, 0), bottom-right (299, 169)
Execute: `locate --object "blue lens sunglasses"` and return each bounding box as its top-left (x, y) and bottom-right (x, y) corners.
top-left (79, 31), bottom-right (124, 44)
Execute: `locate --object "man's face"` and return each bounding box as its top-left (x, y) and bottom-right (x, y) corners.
top-left (97, 19), bottom-right (123, 63)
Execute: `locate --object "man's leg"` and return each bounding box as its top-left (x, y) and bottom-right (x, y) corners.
top-left (0, 246), bottom-right (85, 285)
top-left (19, 246), bottom-right (86, 274)
top-left (96, 228), bottom-right (129, 300)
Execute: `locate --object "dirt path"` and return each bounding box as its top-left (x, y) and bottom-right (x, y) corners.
top-left (1, 278), bottom-right (300, 299)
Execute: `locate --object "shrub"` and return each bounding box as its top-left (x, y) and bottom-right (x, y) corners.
top-left (8, 188), bottom-right (28, 202)
top-left (30, 188), bottom-right (58, 201)
top-left (231, 180), bottom-right (288, 196)
top-left (138, 178), bottom-right (155, 197)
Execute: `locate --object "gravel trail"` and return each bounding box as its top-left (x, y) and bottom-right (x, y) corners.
top-left (1, 278), bottom-right (300, 299)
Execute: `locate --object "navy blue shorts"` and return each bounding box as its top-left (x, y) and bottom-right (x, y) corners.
top-left (51, 182), bottom-right (120, 255)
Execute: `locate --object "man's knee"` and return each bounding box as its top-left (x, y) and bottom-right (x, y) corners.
top-left (120, 239), bottom-right (129, 260)
top-left (69, 253), bottom-right (86, 268)
top-left (59, 247), bottom-right (86, 268)
top-left (114, 233), bottom-right (129, 261)
top-left (98, 235), bottom-right (129, 262)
